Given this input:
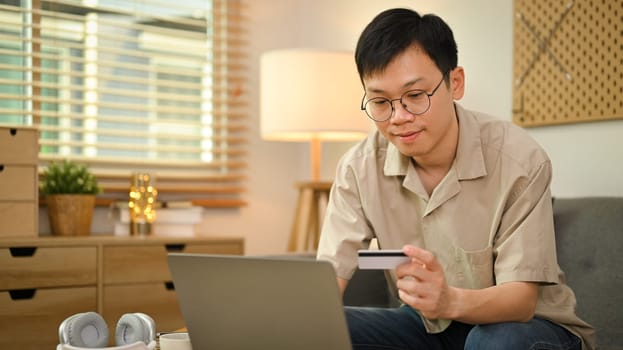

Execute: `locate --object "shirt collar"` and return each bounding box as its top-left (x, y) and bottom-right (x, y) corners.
top-left (383, 103), bottom-right (487, 180)
top-left (454, 103), bottom-right (487, 180)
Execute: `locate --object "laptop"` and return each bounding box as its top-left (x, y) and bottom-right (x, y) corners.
top-left (167, 253), bottom-right (352, 350)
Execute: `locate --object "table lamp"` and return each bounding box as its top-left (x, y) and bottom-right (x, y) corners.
top-left (260, 48), bottom-right (370, 251)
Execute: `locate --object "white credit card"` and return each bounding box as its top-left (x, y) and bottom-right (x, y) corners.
top-left (358, 249), bottom-right (410, 270)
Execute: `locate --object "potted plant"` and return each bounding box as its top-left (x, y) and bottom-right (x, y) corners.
top-left (40, 160), bottom-right (102, 236)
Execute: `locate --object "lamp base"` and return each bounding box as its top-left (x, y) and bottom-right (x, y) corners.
top-left (288, 181), bottom-right (332, 252)
top-left (131, 222), bottom-right (152, 236)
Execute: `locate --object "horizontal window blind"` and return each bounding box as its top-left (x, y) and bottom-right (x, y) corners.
top-left (0, 0), bottom-right (248, 207)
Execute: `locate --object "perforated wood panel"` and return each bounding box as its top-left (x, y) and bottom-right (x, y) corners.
top-left (512, 0), bottom-right (623, 127)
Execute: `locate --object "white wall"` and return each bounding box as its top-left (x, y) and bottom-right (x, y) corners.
top-left (59, 1), bottom-right (621, 254)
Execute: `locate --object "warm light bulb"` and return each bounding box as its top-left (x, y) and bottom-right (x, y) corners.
top-left (128, 173), bottom-right (157, 235)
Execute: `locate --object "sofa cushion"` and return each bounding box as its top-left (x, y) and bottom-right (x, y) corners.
top-left (553, 197), bottom-right (623, 350)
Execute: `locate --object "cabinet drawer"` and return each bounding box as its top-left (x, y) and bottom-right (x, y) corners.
top-left (0, 164), bottom-right (37, 200)
top-left (103, 245), bottom-right (170, 284)
top-left (103, 283), bottom-right (184, 334)
top-left (0, 286), bottom-right (97, 350)
top-left (0, 246), bottom-right (97, 290)
top-left (0, 127), bottom-right (38, 164)
top-left (0, 201), bottom-right (37, 238)
top-left (103, 243), bottom-right (243, 284)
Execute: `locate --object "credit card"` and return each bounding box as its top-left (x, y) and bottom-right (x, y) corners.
top-left (358, 249), bottom-right (410, 270)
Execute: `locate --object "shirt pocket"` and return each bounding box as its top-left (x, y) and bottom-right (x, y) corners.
top-left (447, 245), bottom-right (494, 289)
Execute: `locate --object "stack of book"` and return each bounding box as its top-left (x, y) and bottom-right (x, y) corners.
top-left (111, 201), bottom-right (203, 237)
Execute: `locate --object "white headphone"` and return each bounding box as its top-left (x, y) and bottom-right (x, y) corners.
top-left (58, 312), bottom-right (156, 349)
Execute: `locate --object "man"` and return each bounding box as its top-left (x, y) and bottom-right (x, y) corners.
top-left (317, 8), bottom-right (594, 350)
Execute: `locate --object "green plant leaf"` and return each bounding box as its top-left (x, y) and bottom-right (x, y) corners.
top-left (40, 159), bottom-right (102, 195)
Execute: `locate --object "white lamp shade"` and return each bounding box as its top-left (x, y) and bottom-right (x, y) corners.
top-left (260, 49), bottom-right (371, 142)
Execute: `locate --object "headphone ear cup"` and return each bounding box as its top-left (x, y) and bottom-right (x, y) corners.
top-left (59, 313), bottom-right (82, 345)
top-left (58, 312), bottom-right (109, 348)
top-left (134, 313), bottom-right (156, 343)
top-left (115, 313), bottom-right (156, 346)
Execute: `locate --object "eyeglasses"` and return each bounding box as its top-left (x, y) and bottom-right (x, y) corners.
top-left (360, 72), bottom-right (448, 122)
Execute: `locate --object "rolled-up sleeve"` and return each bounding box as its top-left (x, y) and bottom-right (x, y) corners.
top-left (317, 156), bottom-right (374, 280)
top-left (494, 159), bottom-right (559, 285)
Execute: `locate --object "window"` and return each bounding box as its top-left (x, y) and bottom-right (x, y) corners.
top-left (0, 0), bottom-right (247, 207)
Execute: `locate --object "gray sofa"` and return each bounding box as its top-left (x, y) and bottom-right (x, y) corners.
top-left (342, 197), bottom-right (623, 350)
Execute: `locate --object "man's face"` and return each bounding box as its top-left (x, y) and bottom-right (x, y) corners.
top-left (362, 45), bottom-right (464, 162)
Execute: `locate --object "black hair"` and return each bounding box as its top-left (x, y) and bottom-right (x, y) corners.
top-left (355, 8), bottom-right (458, 82)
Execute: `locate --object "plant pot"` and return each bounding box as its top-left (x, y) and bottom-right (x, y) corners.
top-left (46, 194), bottom-right (96, 236)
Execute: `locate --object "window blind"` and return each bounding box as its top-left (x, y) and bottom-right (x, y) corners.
top-left (0, 0), bottom-right (247, 207)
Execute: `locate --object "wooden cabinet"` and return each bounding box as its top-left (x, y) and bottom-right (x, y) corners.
top-left (0, 287), bottom-right (97, 349)
top-left (101, 239), bottom-right (244, 335)
top-left (0, 126), bottom-right (39, 238)
top-left (0, 235), bottom-right (244, 349)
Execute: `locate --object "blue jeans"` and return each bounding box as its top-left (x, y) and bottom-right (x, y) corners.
top-left (345, 306), bottom-right (582, 350)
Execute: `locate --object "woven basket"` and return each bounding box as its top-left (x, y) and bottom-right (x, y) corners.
top-left (47, 195), bottom-right (96, 236)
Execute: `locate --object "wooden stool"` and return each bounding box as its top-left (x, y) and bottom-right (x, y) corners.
top-left (287, 181), bottom-right (332, 252)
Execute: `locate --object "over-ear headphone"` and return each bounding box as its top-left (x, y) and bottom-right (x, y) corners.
top-left (58, 312), bottom-right (156, 349)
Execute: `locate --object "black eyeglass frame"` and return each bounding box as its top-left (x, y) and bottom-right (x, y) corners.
top-left (360, 71), bottom-right (450, 122)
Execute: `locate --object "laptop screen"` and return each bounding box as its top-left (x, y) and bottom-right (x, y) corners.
top-left (167, 253), bottom-right (352, 350)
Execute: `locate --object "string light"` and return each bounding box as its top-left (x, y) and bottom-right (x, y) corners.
top-left (129, 173), bottom-right (158, 235)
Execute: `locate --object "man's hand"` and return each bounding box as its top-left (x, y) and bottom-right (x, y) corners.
top-left (395, 244), bottom-right (539, 324)
top-left (395, 244), bottom-right (457, 320)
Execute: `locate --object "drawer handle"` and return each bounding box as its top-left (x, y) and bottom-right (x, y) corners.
top-left (165, 244), bottom-right (186, 252)
top-left (164, 281), bottom-right (175, 291)
top-left (0, 164), bottom-right (4, 172)
top-left (9, 128), bottom-right (17, 136)
top-left (9, 289), bottom-right (37, 300)
top-left (10, 247), bottom-right (37, 257)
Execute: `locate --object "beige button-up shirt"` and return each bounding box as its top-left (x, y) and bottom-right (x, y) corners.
top-left (317, 103), bottom-right (595, 349)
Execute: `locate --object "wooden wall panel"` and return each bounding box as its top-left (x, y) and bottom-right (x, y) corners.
top-left (513, 0), bottom-right (623, 127)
